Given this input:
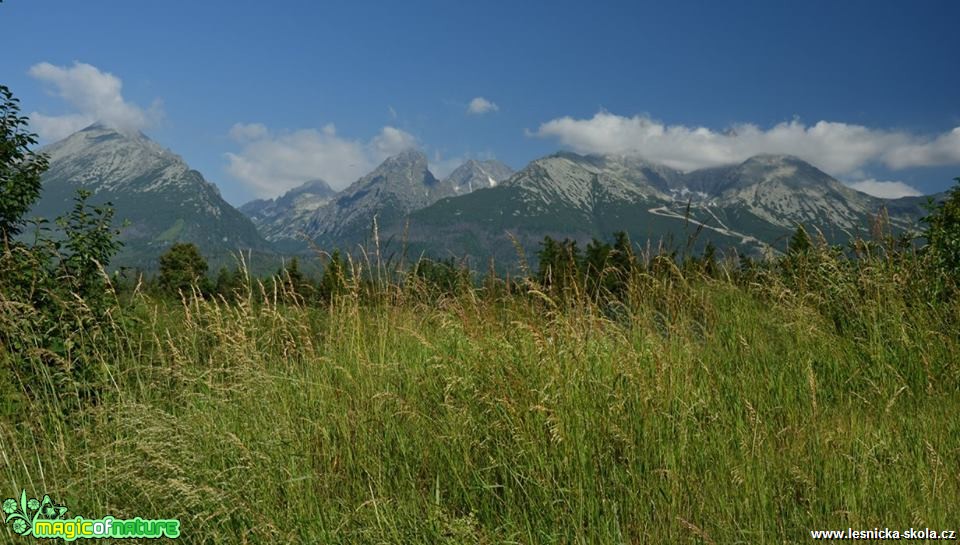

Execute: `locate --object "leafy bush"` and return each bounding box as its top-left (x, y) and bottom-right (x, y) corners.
top-left (0, 86), bottom-right (123, 410)
top-left (0, 85), bottom-right (48, 242)
top-left (923, 177), bottom-right (960, 290)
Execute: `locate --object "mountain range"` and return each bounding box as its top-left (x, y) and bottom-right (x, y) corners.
top-left (30, 124), bottom-right (939, 270)
top-left (395, 153), bottom-right (935, 265)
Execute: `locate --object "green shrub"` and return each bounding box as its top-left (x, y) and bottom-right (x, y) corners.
top-left (0, 86), bottom-right (122, 410)
top-left (923, 177), bottom-right (960, 291)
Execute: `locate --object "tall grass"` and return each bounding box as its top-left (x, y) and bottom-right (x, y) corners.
top-left (1, 243), bottom-right (959, 543)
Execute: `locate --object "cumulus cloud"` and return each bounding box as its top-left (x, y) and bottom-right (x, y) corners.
top-left (467, 97), bottom-right (498, 115)
top-left (884, 128), bottom-right (960, 169)
top-left (370, 126), bottom-right (418, 157)
top-left (225, 123), bottom-right (418, 197)
top-left (27, 61), bottom-right (162, 141)
top-left (533, 112), bottom-right (960, 175)
top-left (228, 122), bottom-right (268, 142)
top-left (28, 113), bottom-right (96, 143)
top-left (846, 179), bottom-right (923, 199)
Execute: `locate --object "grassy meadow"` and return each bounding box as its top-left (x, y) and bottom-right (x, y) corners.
top-left (2, 242), bottom-right (959, 544)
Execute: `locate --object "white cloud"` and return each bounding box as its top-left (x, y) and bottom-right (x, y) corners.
top-left (846, 179), bottom-right (922, 199)
top-left (533, 112), bottom-right (960, 175)
top-left (467, 97), bottom-right (498, 115)
top-left (225, 123), bottom-right (418, 197)
top-left (228, 122), bottom-right (268, 142)
top-left (370, 126), bottom-right (418, 157)
top-left (27, 61), bottom-right (162, 141)
top-left (884, 127), bottom-right (960, 169)
top-left (28, 112), bottom-right (96, 143)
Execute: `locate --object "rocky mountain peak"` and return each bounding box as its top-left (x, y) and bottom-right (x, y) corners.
top-left (42, 123), bottom-right (192, 194)
top-left (239, 178), bottom-right (338, 243)
top-left (297, 178), bottom-right (336, 194)
top-left (444, 159), bottom-right (514, 193)
top-left (33, 126), bottom-right (268, 268)
top-left (304, 150), bottom-right (453, 241)
top-left (378, 148), bottom-right (430, 172)
top-left (740, 153), bottom-right (804, 165)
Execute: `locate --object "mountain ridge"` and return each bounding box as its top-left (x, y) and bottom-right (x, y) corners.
top-left (392, 151), bottom-right (932, 266)
top-left (33, 124), bottom-right (270, 269)
top-left (304, 149), bottom-right (457, 245)
top-left (444, 159), bottom-right (514, 193)
top-left (239, 178), bottom-right (337, 246)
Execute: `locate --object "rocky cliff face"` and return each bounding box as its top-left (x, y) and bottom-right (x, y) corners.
top-left (304, 150), bottom-right (455, 244)
top-left (240, 179), bottom-right (337, 243)
top-left (443, 159), bottom-right (514, 193)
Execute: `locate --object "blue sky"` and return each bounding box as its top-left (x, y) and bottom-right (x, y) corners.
top-left (2, 0), bottom-right (959, 204)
